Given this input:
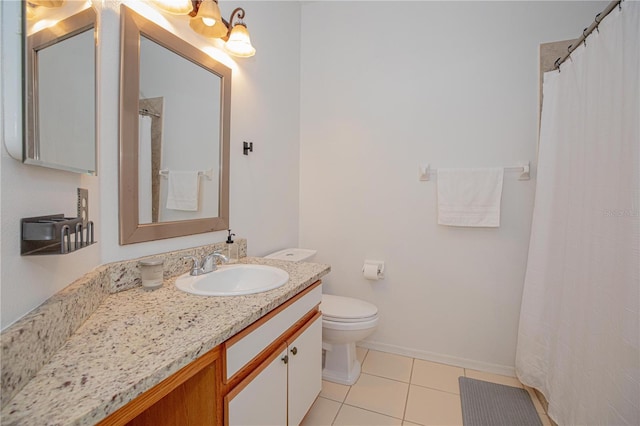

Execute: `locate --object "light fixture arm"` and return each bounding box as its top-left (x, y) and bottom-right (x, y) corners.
top-left (228, 7), bottom-right (245, 25)
top-left (222, 7), bottom-right (247, 40)
top-left (190, 1), bottom-right (248, 39)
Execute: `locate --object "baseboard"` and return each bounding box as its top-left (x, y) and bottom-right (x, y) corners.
top-left (358, 340), bottom-right (517, 377)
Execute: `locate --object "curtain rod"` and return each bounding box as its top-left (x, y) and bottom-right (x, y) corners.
top-left (554, 0), bottom-right (623, 71)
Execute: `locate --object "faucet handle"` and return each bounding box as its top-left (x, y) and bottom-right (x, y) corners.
top-left (182, 255), bottom-right (201, 275)
top-left (182, 255), bottom-right (200, 267)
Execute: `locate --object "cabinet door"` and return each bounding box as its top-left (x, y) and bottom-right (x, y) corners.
top-left (288, 314), bottom-right (322, 426)
top-left (226, 343), bottom-right (288, 426)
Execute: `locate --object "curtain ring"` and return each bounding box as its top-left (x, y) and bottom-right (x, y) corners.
top-left (594, 12), bottom-right (601, 33)
top-left (554, 57), bottom-right (562, 72)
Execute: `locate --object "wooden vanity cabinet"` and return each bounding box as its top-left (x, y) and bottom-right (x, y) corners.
top-left (99, 281), bottom-right (322, 426)
top-left (97, 346), bottom-right (223, 426)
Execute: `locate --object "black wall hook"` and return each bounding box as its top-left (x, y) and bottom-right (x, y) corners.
top-left (243, 141), bottom-right (253, 155)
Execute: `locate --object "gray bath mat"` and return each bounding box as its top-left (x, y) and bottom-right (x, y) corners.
top-left (459, 377), bottom-right (542, 426)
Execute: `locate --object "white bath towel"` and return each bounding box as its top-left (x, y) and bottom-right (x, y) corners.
top-left (166, 171), bottom-right (200, 211)
top-left (437, 168), bottom-right (504, 227)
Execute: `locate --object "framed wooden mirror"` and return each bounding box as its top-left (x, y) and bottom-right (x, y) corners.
top-left (119, 5), bottom-right (231, 245)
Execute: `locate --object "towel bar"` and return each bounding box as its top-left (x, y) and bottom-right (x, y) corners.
top-left (419, 161), bottom-right (530, 181)
top-left (158, 169), bottom-right (214, 180)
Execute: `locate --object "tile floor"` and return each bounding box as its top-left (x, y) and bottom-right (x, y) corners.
top-left (301, 348), bottom-right (553, 426)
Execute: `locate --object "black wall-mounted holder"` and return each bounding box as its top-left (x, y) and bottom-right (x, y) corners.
top-left (243, 141), bottom-right (253, 155)
top-left (21, 214), bottom-right (96, 255)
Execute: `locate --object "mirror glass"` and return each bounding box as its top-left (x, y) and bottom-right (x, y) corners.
top-left (119, 5), bottom-right (231, 245)
top-left (25, 5), bottom-right (97, 175)
top-left (138, 36), bottom-right (221, 224)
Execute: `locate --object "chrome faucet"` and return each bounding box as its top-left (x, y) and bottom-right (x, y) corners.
top-left (182, 251), bottom-right (229, 276)
top-left (202, 251), bottom-right (229, 273)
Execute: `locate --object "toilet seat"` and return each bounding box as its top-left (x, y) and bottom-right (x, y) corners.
top-left (321, 294), bottom-right (378, 323)
top-left (322, 316), bottom-right (379, 331)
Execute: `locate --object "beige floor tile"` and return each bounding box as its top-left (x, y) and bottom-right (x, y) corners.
top-left (344, 373), bottom-right (409, 419)
top-left (361, 350), bottom-right (413, 382)
top-left (402, 421), bottom-right (423, 426)
top-left (320, 380), bottom-right (350, 403)
top-left (411, 359), bottom-right (464, 394)
top-left (301, 397), bottom-right (342, 426)
top-left (405, 385), bottom-right (463, 426)
top-left (464, 369), bottom-right (523, 388)
top-left (356, 346), bottom-right (368, 364)
top-left (334, 405), bottom-right (403, 426)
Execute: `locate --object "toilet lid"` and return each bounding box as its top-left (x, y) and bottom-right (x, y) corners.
top-left (321, 294), bottom-right (378, 322)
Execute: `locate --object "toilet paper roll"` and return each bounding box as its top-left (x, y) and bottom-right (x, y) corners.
top-left (363, 263), bottom-right (380, 280)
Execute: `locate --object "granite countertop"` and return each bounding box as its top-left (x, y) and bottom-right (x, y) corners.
top-left (1, 257), bottom-right (330, 426)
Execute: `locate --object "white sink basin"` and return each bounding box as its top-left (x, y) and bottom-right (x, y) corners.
top-left (175, 264), bottom-right (289, 296)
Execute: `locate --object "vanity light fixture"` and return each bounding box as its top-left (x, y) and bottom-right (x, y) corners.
top-left (224, 10), bottom-right (256, 58)
top-left (189, 0), bottom-right (227, 38)
top-left (27, 0), bottom-right (65, 7)
top-left (151, 0), bottom-right (256, 58)
top-left (25, 0), bottom-right (65, 20)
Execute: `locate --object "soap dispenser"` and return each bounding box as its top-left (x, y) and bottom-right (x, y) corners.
top-left (226, 229), bottom-right (238, 263)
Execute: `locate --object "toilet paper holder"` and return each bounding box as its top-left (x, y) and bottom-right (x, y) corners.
top-left (363, 260), bottom-right (385, 280)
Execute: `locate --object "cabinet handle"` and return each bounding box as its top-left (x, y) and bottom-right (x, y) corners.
top-left (281, 354), bottom-right (289, 364)
top-left (291, 347), bottom-right (298, 355)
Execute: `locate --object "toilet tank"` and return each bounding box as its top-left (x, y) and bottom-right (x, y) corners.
top-left (264, 248), bottom-right (317, 262)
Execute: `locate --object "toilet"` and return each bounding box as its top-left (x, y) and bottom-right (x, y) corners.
top-left (265, 248), bottom-right (379, 385)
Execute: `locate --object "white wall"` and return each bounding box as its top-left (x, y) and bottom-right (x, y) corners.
top-left (299, 1), bottom-right (607, 373)
top-left (1, 0), bottom-right (301, 329)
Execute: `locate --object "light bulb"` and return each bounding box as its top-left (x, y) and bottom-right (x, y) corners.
top-left (202, 17), bottom-right (216, 27)
top-left (225, 24), bottom-right (256, 57)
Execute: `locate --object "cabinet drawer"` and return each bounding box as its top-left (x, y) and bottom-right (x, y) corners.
top-left (225, 283), bottom-right (322, 380)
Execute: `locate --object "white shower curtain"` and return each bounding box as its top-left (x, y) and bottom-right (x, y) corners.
top-left (138, 115), bottom-right (153, 224)
top-left (516, 3), bottom-right (639, 426)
